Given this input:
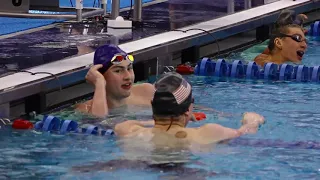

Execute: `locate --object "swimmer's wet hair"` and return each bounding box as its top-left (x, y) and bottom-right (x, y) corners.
top-left (152, 72), bottom-right (192, 117)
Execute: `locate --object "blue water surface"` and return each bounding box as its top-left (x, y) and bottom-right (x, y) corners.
top-left (1, 75), bottom-right (320, 179)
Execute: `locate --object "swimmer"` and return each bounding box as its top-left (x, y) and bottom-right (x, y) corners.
top-left (76, 44), bottom-right (155, 118)
top-left (254, 24), bottom-right (307, 67)
top-left (254, 10), bottom-right (308, 66)
top-left (115, 72), bottom-right (265, 145)
top-left (76, 44), bottom-right (227, 120)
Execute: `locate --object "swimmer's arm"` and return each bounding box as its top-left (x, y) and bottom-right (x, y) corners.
top-left (89, 80), bottom-right (109, 117)
top-left (197, 121), bottom-right (261, 143)
top-left (76, 81), bottom-right (108, 118)
top-left (197, 124), bottom-right (242, 143)
top-left (76, 65), bottom-right (109, 117)
top-left (114, 120), bottom-right (154, 137)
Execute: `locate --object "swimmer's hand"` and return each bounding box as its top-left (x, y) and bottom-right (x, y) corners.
top-left (237, 112), bottom-right (265, 135)
top-left (241, 112), bottom-right (265, 126)
top-left (86, 64), bottom-right (106, 86)
top-left (297, 14), bottom-right (308, 21)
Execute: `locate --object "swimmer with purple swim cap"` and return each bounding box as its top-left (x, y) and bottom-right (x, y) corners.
top-left (76, 44), bottom-right (155, 117)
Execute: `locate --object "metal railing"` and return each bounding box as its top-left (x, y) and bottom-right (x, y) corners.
top-left (0, 0), bottom-right (108, 21)
top-left (111, 0), bottom-right (142, 21)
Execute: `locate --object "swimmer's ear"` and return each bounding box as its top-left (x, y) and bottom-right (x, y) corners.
top-left (274, 38), bottom-right (283, 50)
top-left (183, 109), bottom-right (193, 120)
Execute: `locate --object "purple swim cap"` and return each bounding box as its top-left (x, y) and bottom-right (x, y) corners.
top-left (93, 44), bottom-right (128, 74)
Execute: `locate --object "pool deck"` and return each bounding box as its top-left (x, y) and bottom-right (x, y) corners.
top-left (0, 0), bottom-right (319, 117)
top-left (0, 0), bottom-right (264, 73)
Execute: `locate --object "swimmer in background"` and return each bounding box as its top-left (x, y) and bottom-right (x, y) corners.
top-left (254, 24), bottom-right (307, 67)
top-left (115, 72), bottom-right (265, 146)
top-left (254, 10), bottom-right (308, 67)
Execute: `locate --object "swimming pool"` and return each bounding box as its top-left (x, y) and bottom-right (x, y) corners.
top-left (1, 74), bottom-right (320, 179)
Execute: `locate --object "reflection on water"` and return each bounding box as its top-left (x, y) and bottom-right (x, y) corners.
top-left (71, 133), bottom-right (217, 179)
top-left (71, 159), bottom-right (218, 180)
top-left (115, 133), bottom-right (209, 163)
top-left (46, 103), bottom-right (153, 129)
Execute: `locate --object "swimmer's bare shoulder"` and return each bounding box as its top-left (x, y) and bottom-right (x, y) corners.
top-left (128, 83), bottom-right (155, 105)
top-left (132, 83), bottom-right (155, 98)
top-left (254, 54), bottom-right (272, 67)
top-left (115, 120), bottom-right (154, 137)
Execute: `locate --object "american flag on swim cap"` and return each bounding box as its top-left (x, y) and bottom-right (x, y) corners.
top-left (172, 79), bottom-right (191, 104)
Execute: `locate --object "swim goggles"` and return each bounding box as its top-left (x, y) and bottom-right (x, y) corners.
top-left (111, 54), bottom-right (134, 64)
top-left (98, 54), bottom-right (135, 74)
top-left (279, 33), bottom-right (307, 43)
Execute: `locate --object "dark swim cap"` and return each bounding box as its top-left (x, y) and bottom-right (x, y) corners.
top-left (93, 44), bottom-right (128, 74)
top-left (152, 72), bottom-right (192, 116)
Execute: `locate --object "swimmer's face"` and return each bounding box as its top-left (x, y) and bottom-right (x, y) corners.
top-left (103, 60), bottom-right (135, 98)
top-left (276, 27), bottom-right (307, 64)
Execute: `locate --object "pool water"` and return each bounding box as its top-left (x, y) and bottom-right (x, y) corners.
top-left (226, 33), bottom-right (320, 67)
top-left (1, 75), bottom-right (320, 179)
